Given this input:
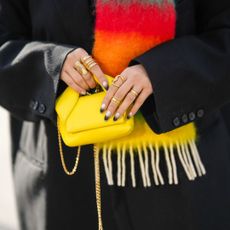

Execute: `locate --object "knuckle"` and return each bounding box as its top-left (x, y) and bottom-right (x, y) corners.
top-left (96, 74), bottom-right (105, 82)
top-left (89, 81), bottom-right (97, 88)
top-left (65, 64), bottom-right (72, 72)
top-left (135, 98), bottom-right (143, 106)
top-left (69, 81), bottom-right (75, 88)
top-left (115, 91), bottom-right (123, 100)
top-left (127, 93), bottom-right (135, 101)
top-left (67, 52), bottom-right (77, 62)
top-left (76, 48), bottom-right (86, 55)
top-left (109, 103), bottom-right (116, 111)
top-left (66, 52), bottom-right (73, 60)
top-left (146, 90), bottom-right (152, 96)
top-left (77, 78), bottom-right (84, 85)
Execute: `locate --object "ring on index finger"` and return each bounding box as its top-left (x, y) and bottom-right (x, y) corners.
top-left (111, 96), bottom-right (121, 105)
top-left (111, 74), bottom-right (126, 89)
top-left (130, 89), bottom-right (139, 97)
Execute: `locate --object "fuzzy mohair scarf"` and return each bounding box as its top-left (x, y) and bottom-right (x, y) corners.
top-left (92, 0), bottom-right (206, 187)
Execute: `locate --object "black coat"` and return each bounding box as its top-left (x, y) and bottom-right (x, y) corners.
top-left (0, 0), bottom-right (230, 229)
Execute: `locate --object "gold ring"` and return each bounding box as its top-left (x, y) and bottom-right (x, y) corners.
top-left (111, 97), bottom-right (121, 105)
top-left (87, 62), bottom-right (98, 70)
top-left (130, 89), bottom-right (139, 97)
top-left (74, 61), bottom-right (88, 76)
top-left (81, 55), bottom-right (98, 71)
top-left (119, 75), bottom-right (127, 83)
top-left (81, 55), bottom-right (92, 62)
top-left (112, 75), bottom-right (121, 84)
top-left (115, 74), bottom-right (126, 83)
top-left (111, 83), bottom-right (120, 88)
top-left (113, 75), bottom-right (126, 83)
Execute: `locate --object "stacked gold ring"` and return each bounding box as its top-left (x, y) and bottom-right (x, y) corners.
top-left (111, 97), bottom-right (121, 105)
top-left (81, 55), bottom-right (98, 71)
top-left (74, 61), bottom-right (88, 76)
top-left (130, 89), bottom-right (139, 97)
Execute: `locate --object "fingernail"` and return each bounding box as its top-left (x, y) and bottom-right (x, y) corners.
top-left (102, 81), bottom-right (109, 90)
top-left (100, 103), bottom-right (106, 113)
top-left (81, 91), bottom-right (87, 95)
top-left (113, 113), bottom-right (120, 121)
top-left (127, 112), bottom-right (133, 119)
top-left (104, 111), bottom-right (111, 121)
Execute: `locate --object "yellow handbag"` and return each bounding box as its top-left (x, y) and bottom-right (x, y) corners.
top-left (55, 75), bottom-right (135, 230)
top-left (56, 74), bottom-right (134, 147)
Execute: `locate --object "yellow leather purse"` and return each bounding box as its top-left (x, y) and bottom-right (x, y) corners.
top-left (56, 74), bottom-right (134, 147)
top-left (55, 74), bottom-right (135, 229)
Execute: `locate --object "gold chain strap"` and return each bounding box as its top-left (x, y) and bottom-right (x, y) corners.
top-left (57, 122), bottom-right (103, 230)
top-left (94, 145), bottom-right (104, 230)
top-left (57, 122), bottom-right (81, 175)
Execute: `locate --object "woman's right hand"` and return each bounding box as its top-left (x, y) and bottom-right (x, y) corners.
top-left (60, 48), bottom-right (108, 95)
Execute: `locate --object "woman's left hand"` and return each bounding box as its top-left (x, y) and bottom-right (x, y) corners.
top-left (100, 64), bottom-right (154, 121)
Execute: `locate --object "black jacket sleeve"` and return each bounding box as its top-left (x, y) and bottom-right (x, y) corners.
top-left (135, 0), bottom-right (230, 134)
top-left (0, 0), bottom-right (75, 122)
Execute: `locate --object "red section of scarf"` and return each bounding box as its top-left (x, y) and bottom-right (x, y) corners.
top-left (92, 0), bottom-right (176, 76)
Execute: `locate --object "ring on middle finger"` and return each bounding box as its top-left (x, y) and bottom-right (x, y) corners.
top-left (130, 89), bottom-right (139, 97)
top-left (111, 96), bottom-right (121, 105)
top-left (74, 61), bottom-right (88, 76)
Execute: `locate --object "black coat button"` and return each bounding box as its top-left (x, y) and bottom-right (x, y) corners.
top-left (38, 104), bottom-right (46, 114)
top-left (197, 109), bottom-right (204, 118)
top-left (173, 117), bottom-right (180, 127)
top-left (189, 112), bottom-right (196, 121)
top-left (182, 114), bottom-right (188, 123)
top-left (30, 100), bottom-right (39, 111)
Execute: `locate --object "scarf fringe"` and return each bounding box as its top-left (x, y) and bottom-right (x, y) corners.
top-left (100, 139), bottom-right (206, 187)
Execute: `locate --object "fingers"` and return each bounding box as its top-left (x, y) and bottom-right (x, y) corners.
top-left (114, 87), bottom-right (143, 120)
top-left (102, 80), bottom-right (133, 120)
top-left (100, 75), bottom-right (128, 112)
top-left (85, 60), bottom-right (109, 90)
top-left (127, 90), bottom-right (149, 118)
top-left (81, 71), bottom-right (97, 89)
top-left (67, 66), bottom-right (90, 90)
top-left (60, 48), bottom-right (98, 93)
top-left (101, 64), bottom-right (154, 121)
top-left (61, 72), bottom-right (87, 95)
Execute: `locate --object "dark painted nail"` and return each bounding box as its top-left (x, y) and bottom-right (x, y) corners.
top-left (127, 112), bottom-right (133, 119)
top-left (102, 81), bottom-right (109, 90)
top-left (127, 114), bottom-right (132, 119)
top-left (114, 113), bottom-right (120, 121)
top-left (100, 103), bottom-right (106, 113)
top-left (104, 111), bottom-right (111, 121)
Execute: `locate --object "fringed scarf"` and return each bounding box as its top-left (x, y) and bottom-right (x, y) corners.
top-left (92, 0), bottom-right (206, 187)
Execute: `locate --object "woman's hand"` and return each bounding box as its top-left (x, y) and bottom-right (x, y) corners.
top-left (100, 64), bottom-right (153, 121)
top-left (60, 48), bottom-right (108, 95)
